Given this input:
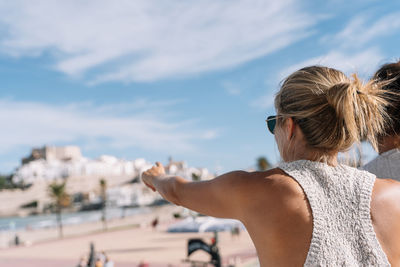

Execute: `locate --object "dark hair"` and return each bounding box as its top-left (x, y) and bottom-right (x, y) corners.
top-left (373, 60), bottom-right (400, 136)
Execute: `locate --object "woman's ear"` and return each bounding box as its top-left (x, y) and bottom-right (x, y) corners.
top-left (285, 117), bottom-right (296, 141)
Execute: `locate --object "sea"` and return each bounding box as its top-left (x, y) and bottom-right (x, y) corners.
top-left (0, 206), bottom-right (151, 232)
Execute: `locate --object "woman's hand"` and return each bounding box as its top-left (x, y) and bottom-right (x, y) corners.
top-left (142, 162), bottom-right (166, 192)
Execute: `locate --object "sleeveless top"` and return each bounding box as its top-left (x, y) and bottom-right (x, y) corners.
top-left (362, 148), bottom-right (400, 182)
top-left (278, 160), bottom-right (390, 267)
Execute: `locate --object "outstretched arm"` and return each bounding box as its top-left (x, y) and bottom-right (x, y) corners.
top-left (142, 162), bottom-right (251, 219)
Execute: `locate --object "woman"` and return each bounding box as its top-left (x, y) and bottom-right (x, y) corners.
top-left (363, 60), bottom-right (400, 181)
top-left (142, 66), bottom-right (400, 266)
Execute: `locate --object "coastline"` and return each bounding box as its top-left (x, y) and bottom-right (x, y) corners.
top-left (0, 204), bottom-right (258, 266)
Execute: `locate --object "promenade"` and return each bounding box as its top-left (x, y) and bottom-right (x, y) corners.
top-left (0, 205), bottom-right (257, 267)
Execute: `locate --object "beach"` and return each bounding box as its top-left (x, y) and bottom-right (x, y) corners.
top-left (0, 205), bottom-right (257, 267)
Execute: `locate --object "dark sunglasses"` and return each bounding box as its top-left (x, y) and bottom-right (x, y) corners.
top-left (266, 115), bottom-right (277, 134)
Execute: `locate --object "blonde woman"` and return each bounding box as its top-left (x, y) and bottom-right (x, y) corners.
top-left (143, 66), bottom-right (400, 266)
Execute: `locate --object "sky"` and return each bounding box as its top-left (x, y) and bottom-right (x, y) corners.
top-left (0, 0), bottom-right (399, 174)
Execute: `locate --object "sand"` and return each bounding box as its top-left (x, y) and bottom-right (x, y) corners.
top-left (0, 205), bottom-right (257, 267)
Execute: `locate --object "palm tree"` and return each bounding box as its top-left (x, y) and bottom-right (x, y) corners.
top-left (256, 156), bottom-right (271, 171)
top-left (99, 178), bottom-right (108, 231)
top-left (191, 173), bottom-right (201, 181)
top-left (48, 181), bottom-right (70, 238)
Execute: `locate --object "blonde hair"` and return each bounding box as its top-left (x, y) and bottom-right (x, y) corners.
top-left (275, 66), bottom-right (388, 152)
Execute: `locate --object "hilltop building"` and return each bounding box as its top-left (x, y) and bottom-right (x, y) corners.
top-left (22, 146), bottom-right (82, 165)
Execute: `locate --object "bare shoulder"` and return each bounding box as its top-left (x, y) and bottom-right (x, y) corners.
top-left (215, 168), bottom-right (308, 223)
top-left (235, 167), bottom-right (304, 196)
top-left (373, 178), bottom-right (400, 204)
top-left (372, 178), bottom-right (400, 225)
top-left (371, 178), bottom-right (400, 264)
top-left (236, 168), bottom-right (307, 214)
top-left (255, 167), bottom-right (305, 196)
top-left (371, 178), bottom-right (400, 240)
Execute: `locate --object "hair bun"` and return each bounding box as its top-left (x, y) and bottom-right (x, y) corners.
top-left (276, 66), bottom-right (388, 152)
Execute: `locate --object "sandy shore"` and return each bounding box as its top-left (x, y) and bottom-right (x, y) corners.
top-left (0, 205), bottom-right (257, 267)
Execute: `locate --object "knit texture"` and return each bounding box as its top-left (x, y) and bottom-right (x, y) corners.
top-left (362, 148), bottom-right (400, 181)
top-left (278, 160), bottom-right (390, 267)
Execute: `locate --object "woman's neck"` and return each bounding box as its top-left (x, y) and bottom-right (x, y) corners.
top-left (283, 126), bottom-right (338, 166)
top-left (287, 145), bottom-right (338, 166)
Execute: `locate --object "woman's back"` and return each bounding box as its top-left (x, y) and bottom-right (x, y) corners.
top-left (240, 161), bottom-right (400, 266)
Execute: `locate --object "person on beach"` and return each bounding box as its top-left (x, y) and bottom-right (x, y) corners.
top-left (104, 256), bottom-right (114, 267)
top-left (151, 216), bottom-right (159, 231)
top-left (362, 60), bottom-right (400, 181)
top-left (142, 66), bottom-right (400, 266)
top-left (76, 256), bottom-right (87, 267)
top-left (95, 257), bottom-right (104, 267)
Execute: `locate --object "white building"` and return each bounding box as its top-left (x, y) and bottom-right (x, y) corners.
top-left (10, 147), bottom-right (214, 209)
top-left (12, 146), bottom-right (152, 184)
top-left (107, 184), bottom-right (159, 207)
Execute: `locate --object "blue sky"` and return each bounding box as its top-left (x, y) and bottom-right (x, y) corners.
top-left (0, 0), bottom-right (399, 174)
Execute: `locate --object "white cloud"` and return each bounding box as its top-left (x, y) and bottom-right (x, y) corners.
top-left (276, 10), bottom-right (400, 85)
top-left (251, 8), bottom-right (399, 111)
top-left (250, 93), bottom-right (275, 110)
top-left (221, 81), bottom-right (242, 96)
top-left (202, 130), bottom-right (220, 140)
top-left (280, 11), bottom-right (400, 81)
top-left (0, 98), bottom-right (217, 155)
top-left (279, 47), bottom-right (384, 80)
top-left (332, 12), bottom-right (400, 48)
top-left (0, 0), bottom-right (316, 83)
top-left (252, 47), bottom-right (384, 111)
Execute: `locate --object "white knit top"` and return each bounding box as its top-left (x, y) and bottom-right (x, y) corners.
top-left (278, 160), bottom-right (390, 267)
top-left (362, 148), bottom-right (400, 181)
